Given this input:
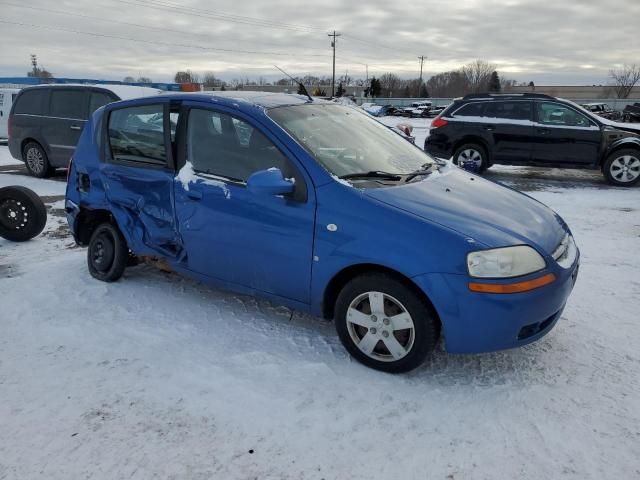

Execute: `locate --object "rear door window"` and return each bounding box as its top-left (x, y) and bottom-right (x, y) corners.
top-left (13, 89), bottom-right (48, 115)
top-left (108, 104), bottom-right (168, 166)
top-left (484, 101), bottom-right (532, 121)
top-left (453, 102), bottom-right (484, 117)
top-left (89, 91), bottom-right (115, 114)
top-left (50, 90), bottom-right (88, 120)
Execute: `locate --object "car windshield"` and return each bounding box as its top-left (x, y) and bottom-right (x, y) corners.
top-left (268, 104), bottom-right (434, 179)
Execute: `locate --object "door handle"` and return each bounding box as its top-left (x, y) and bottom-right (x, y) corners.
top-left (537, 128), bottom-right (550, 135)
top-left (483, 124), bottom-right (495, 131)
top-left (186, 190), bottom-right (203, 200)
top-left (70, 125), bottom-right (82, 131)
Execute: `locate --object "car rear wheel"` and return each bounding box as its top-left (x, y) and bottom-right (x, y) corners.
top-left (334, 274), bottom-right (440, 373)
top-left (453, 143), bottom-right (488, 173)
top-left (23, 142), bottom-right (53, 178)
top-left (87, 222), bottom-right (128, 282)
top-left (603, 149), bottom-right (640, 186)
top-left (0, 186), bottom-right (47, 242)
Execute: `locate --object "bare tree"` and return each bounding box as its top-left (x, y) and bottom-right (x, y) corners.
top-left (123, 76), bottom-right (135, 83)
top-left (379, 72), bottom-right (402, 97)
top-left (462, 60), bottom-right (495, 93)
top-left (609, 64), bottom-right (640, 98)
top-left (174, 70), bottom-right (199, 84)
top-left (202, 72), bottom-right (221, 88)
top-left (136, 76), bottom-right (152, 84)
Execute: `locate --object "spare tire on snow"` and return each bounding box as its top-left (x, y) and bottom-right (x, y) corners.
top-left (0, 186), bottom-right (47, 242)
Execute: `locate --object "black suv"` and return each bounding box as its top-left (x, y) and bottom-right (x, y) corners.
top-left (425, 93), bottom-right (640, 186)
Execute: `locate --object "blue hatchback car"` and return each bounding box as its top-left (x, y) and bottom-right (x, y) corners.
top-left (65, 92), bottom-right (579, 373)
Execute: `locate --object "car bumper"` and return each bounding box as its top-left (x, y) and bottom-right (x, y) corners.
top-left (412, 253), bottom-right (579, 353)
top-left (424, 138), bottom-right (451, 158)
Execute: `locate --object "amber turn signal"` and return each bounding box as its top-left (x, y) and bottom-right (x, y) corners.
top-left (468, 273), bottom-right (556, 294)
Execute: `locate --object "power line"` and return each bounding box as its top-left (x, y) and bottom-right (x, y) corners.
top-left (113, 0), bottom-right (327, 33)
top-left (0, 1), bottom-right (330, 55)
top-left (0, 19), bottom-right (333, 59)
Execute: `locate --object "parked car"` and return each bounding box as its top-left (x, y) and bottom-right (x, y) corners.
top-left (623, 103), bottom-right (640, 123)
top-left (0, 88), bottom-right (20, 139)
top-left (361, 102), bottom-right (388, 117)
top-left (8, 84), bottom-right (162, 177)
top-left (402, 101), bottom-right (432, 118)
top-left (427, 105), bottom-right (447, 117)
top-left (66, 92), bottom-right (579, 373)
top-left (581, 102), bottom-right (620, 121)
top-left (425, 93), bottom-right (640, 186)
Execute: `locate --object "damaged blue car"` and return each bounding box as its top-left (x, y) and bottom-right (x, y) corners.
top-left (66, 92), bottom-right (579, 373)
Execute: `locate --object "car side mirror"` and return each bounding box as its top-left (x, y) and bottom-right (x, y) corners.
top-left (246, 168), bottom-right (294, 196)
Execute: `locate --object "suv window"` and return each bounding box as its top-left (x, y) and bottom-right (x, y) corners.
top-left (484, 101), bottom-right (532, 121)
top-left (453, 102), bottom-right (484, 117)
top-left (14, 89), bottom-right (47, 115)
top-left (186, 108), bottom-right (289, 182)
top-left (89, 91), bottom-right (115, 115)
top-left (537, 102), bottom-right (593, 127)
top-left (50, 90), bottom-right (88, 120)
top-left (108, 104), bottom-right (167, 166)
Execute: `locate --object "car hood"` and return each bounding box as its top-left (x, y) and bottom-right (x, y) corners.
top-left (364, 166), bottom-right (566, 254)
top-left (599, 118), bottom-right (640, 134)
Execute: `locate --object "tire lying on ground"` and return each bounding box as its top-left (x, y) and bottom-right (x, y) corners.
top-left (0, 186), bottom-right (48, 242)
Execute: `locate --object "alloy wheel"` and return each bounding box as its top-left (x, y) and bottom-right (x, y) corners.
top-left (25, 147), bottom-right (45, 175)
top-left (459, 148), bottom-right (483, 169)
top-left (346, 291), bottom-right (416, 362)
top-left (610, 155), bottom-right (640, 183)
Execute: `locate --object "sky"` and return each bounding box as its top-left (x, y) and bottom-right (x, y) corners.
top-left (0, 0), bottom-right (638, 85)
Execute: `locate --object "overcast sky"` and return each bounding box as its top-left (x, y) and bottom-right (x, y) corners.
top-left (0, 0), bottom-right (637, 85)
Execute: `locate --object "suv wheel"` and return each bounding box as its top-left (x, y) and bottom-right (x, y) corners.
top-left (453, 143), bottom-right (488, 173)
top-left (603, 149), bottom-right (640, 186)
top-left (23, 142), bottom-right (52, 178)
top-left (334, 274), bottom-right (440, 373)
top-left (87, 222), bottom-right (128, 282)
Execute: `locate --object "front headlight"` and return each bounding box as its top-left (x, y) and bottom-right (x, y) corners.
top-left (467, 246), bottom-right (546, 278)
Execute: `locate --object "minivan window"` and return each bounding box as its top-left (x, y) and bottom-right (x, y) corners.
top-left (89, 91), bottom-right (115, 115)
top-left (108, 104), bottom-right (167, 166)
top-left (268, 104), bottom-right (433, 179)
top-left (50, 90), bottom-right (88, 120)
top-left (484, 101), bottom-right (532, 121)
top-left (13, 89), bottom-right (47, 115)
top-left (186, 108), bottom-right (289, 182)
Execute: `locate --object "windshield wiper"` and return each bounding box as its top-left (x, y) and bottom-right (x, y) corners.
top-left (339, 171), bottom-right (403, 181)
top-left (404, 163), bottom-right (439, 182)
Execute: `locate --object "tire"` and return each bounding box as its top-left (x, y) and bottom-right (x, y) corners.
top-left (87, 222), bottom-right (128, 282)
top-left (453, 143), bottom-right (488, 173)
top-left (603, 149), bottom-right (640, 186)
top-left (0, 186), bottom-right (47, 242)
top-left (334, 273), bottom-right (440, 373)
top-left (23, 142), bottom-right (53, 178)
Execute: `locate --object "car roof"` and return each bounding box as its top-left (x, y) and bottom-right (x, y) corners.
top-left (20, 83), bottom-right (163, 99)
top-left (153, 90), bottom-right (325, 109)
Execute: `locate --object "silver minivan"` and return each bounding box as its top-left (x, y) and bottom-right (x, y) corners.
top-left (8, 84), bottom-right (162, 177)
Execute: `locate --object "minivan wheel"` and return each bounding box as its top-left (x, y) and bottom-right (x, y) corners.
top-left (453, 143), bottom-right (488, 173)
top-left (0, 186), bottom-right (47, 242)
top-left (603, 149), bottom-right (640, 186)
top-left (23, 142), bottom-right (52, 178)
top-left (334, 274), bottom-right (440, 373)
top-left (87, 222), bottom-right (128, 282)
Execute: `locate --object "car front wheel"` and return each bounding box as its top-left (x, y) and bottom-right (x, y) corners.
top-left (603, 149), bottom-right (640, 186)
top-left (87, 222), bottom-right (128, 282)
top-left (23, 142), bottom-right (53, 178)
top-left (334, 274), bottom-right (440, 373)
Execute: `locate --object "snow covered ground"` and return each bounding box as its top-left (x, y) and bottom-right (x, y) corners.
top-left (1, 144), bottom-right (639, 479)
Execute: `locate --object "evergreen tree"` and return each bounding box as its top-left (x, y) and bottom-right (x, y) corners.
top-left (489, 71), bottom-right (501, 93)
top-left (419, 83), bottom-right (429, 98)
top-left (336, 82), bottom-right (345, 97)
top-left (369, 77), bottom-right (381, 98)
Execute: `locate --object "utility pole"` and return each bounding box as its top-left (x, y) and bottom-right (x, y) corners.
top-left (418, 55), bottom-right (426, 96)
top-left (328, 30), bottom-right (341, 97)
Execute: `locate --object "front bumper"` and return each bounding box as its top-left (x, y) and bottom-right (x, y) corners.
top-left (413, 252), bottom-right (579, 353)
